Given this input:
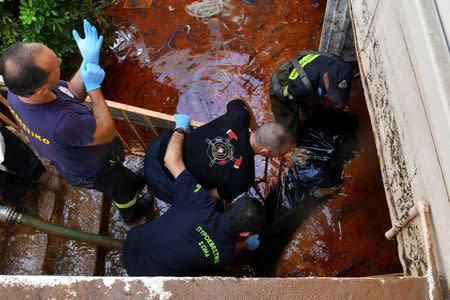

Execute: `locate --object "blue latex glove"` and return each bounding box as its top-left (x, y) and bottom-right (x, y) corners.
top-left (174, 114), bottom-right (191, 131)
top-left (73, 19), bottom-right (104, 65)
top-left (81, 63), bottom-right (105, 92)
top-left (246, 234), bottom-right (260, 251)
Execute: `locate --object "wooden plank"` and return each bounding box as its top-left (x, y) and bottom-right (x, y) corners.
top-left (84, 97), bottom-right (203, 128)
top-left (0, 94), bottom-right (9, 107)
top-left (142, 115), bottom-right (159, 137)
top-left (0, 95), bottom-right (19, 130)
top-left (0, 112), bottom-right (19, 131)
top-left (115, 130), bottom-right (132, 154)
top-left (118, 110), bottom-right (146, 150)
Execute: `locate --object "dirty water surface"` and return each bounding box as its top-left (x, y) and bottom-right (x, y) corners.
top-left (0, 0), bottom-right (401, 278)
top-left (98, 0), bottom-right (402, 277)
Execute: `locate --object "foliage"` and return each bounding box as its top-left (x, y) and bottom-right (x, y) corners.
top-left (0, 0), bottom-right (116, 76)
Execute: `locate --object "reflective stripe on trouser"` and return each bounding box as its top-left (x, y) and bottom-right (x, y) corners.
top-left (113, 192), bottom-right (138, 209)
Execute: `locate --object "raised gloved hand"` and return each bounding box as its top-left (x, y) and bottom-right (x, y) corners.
top-left (73, 19), bottom-right (103, 65)
top-left (246, 234), bottom-right (260, 251)
top-left (174, 114), bottom-right (191, 131)
top-left (81, 63), bottom-right (105, 92)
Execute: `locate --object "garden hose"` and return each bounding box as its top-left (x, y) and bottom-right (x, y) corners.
top-left (0, 204), bottom-right (123, 249)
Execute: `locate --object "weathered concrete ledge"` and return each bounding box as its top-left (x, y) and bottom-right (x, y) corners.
top-left (0, 275), bottom-right (428, 299)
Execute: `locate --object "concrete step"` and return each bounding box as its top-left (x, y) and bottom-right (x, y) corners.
top-left (0, 188), bottom-right (56, 275)
top-left (53, 186), bottom-right (104, 276)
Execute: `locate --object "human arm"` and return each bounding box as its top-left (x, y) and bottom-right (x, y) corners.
top-left (81, 63), bottom-right (115, 145)
top-left (229, 94), bottom-right (258, 131)
top-left (67, 68), bottom-right (87, 102)
top-left (234, 234), bottom-right (260, 254)
top-left (208, 188), bottom-right (223, 201)
top-left (164, 114), bottom-right (191, 178)
top-left (164, 132), bottom-right (186, 179)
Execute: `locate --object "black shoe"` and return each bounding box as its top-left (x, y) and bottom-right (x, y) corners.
top-left (137, 191), bottom-right (154, 214)
top-left (136, 168), bottom-right (145, 181)
top-left (120, 192), bottom-right (154, 224)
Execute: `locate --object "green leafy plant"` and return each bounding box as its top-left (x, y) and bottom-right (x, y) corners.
top-left (1, 0), bottom-right (116, 76)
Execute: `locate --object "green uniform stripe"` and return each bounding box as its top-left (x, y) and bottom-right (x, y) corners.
top-left (113, 193), bottom-right (138, 209)
top-left (194, 184), bottom-right (202, 193)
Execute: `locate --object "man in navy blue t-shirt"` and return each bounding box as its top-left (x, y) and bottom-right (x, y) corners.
top-left (123, 123), bottom-right (264, 276)
top-left (0, 20), bottom-right (146, 222)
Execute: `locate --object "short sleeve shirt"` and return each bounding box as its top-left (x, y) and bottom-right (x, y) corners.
top-left (182, 99), bottom-right (255, 200)
top-left (122, 170), bottom-right (236, 276)
top-left (7, 81), bottom-right (109, 182)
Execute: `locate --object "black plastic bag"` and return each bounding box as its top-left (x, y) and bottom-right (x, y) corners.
top-left (255, 108), bottom-right (358, 276)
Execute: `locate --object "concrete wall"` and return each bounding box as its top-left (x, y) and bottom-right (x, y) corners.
top-left (0, 275), bottom-right (429, 300)
top-left (348, 0), bottom-right (450, 296)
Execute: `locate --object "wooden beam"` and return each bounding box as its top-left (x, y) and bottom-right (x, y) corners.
top-left (119, 109), bottom-right (146, 150)
top-left (85, 97), bottom-right (203, 128)
top-left (0, 111), bottom-right (19, 131)
top-left (115, 130), bottom-right (132, 154)
top-left (0, 94), bottom-right (9, 107)
top-left (142, 115), bottom-right (159, 137)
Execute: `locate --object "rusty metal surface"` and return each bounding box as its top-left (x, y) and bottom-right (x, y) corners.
top-left (0, 275), bottom-right (429, 300)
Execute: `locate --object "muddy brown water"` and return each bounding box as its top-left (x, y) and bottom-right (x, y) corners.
top-left (100, 0), bottom-right (401, 277)
top-left (0, 0), bottom-right (401, 277)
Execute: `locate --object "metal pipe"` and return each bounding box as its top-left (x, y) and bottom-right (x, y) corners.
top-left (0, 204), bottom-right (123, 249)
top-left (385, 204), bottom-right (419, 240)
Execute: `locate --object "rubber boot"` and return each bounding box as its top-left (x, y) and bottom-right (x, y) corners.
top-left (118, 192), bottom-right (154, 224)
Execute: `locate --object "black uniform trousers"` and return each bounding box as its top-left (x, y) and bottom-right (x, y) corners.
top-left (0, 126), bottom-right (45, 204)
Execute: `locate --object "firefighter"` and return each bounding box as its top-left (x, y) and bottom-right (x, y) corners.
top-left (269, 51), bottom-right (354, 141)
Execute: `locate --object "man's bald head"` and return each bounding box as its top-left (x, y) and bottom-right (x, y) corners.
top-left (0, 42), bottom-right (49, 96)
top-left (253, 122), bottom-right (293, 157)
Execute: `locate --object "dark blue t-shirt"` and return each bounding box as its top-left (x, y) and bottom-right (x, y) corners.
top-left (7, 81), bottom-right (109, 182)
top-left (122, 170), bottom-right (236, 276)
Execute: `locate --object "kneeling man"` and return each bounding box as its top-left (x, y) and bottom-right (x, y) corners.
top-left (122, 123), bottom-right (263, 276)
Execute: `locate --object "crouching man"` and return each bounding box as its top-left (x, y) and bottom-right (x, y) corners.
top-left (122, 115), bottom-right (263, 276)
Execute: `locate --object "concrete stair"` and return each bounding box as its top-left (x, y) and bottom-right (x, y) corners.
top-left (53, 187), bottom-right (104, 275)
top-left (0, 187), bottom-right (56, 275)
top-left (0, 155), bottom-right (151, 276)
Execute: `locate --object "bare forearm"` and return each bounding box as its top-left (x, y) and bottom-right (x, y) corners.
top-left (241, 99), bottom-right (258, 131)
top-left (68, 68), bottom-right (88, 102)
top-left (235, 241), bottom-right (248, 254)
top-left (164, 132), bottom-right (186, 178)
top-left (89, 89), bottom-right (115, 145)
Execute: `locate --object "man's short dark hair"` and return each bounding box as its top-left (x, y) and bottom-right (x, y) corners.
top-left (0, 42), bottom-right (49, 96)
top-left (223, 196), bottom-right (264, 234)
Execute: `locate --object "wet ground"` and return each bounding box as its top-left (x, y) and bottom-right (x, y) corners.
top-left (0, 0), bottom-right (401, 277)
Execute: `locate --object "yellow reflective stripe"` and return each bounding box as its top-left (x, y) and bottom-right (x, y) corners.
top-left (113, 193), bottom-right (138, 209)
top-left (288, 54), bottom-right (321, 80)
top-left (194, 184), bottom-right (202, 193)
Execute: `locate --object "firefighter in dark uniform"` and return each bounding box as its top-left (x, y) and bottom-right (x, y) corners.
top-left (269, 51), bottom-right (354, 141)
